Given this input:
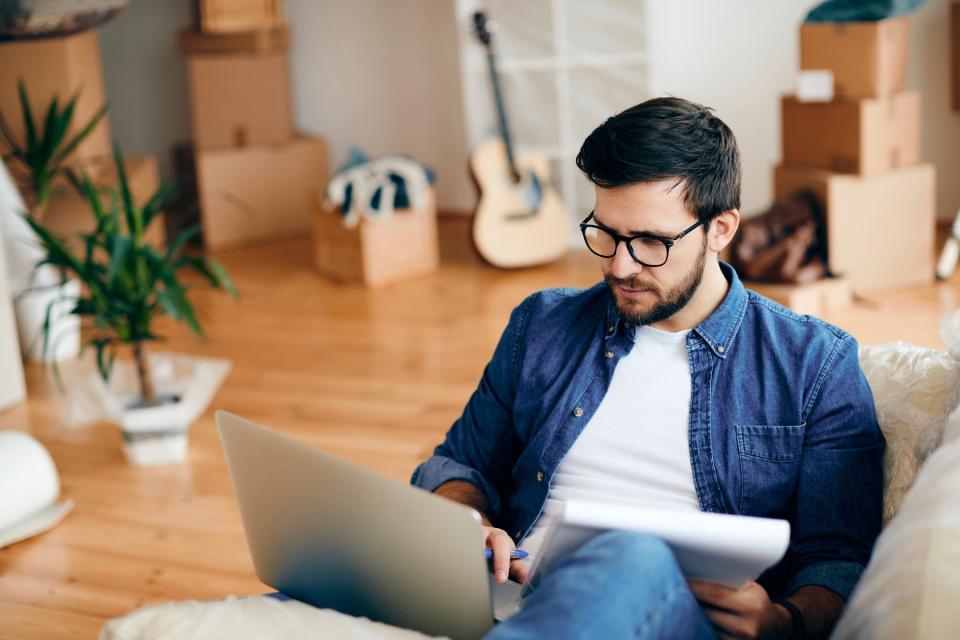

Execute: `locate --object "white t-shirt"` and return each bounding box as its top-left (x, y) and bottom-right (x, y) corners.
top-left (519, 324), bottom-right (701, 558)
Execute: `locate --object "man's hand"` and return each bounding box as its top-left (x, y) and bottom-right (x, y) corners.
top-left (482, 525), bottom-right (530, 584)
top-left (433, 481), bottom-right (529, 584)
top-left (688, 580), bottom-right (792, 640)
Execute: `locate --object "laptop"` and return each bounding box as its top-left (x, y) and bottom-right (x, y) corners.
top-left (216, 411), bottom-right (524, 640)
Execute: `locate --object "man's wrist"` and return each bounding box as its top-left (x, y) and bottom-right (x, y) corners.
top-left (434, 480), bottom-right (493, 525)
top-left (773, 600), bottom-right (805, 640)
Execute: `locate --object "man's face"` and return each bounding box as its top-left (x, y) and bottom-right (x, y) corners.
top-left (593, 179), bottom-right (708, 326)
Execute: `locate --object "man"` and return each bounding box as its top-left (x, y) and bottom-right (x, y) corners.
top-left (411, 97), bottom-right (884, 639)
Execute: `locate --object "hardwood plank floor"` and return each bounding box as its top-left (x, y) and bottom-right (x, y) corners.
top-left (1, 220), bottom-right (956, 638)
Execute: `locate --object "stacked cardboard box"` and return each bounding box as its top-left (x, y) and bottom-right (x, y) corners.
top-left (181, 1), bottom-right (328, 251)
top-left (0, 29), bottom-right (166, 247)
top-left (768, 15), bottom-right (935, 302)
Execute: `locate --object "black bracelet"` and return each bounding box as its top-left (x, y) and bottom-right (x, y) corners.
top-left (775, 599), bottom-right (807, 640)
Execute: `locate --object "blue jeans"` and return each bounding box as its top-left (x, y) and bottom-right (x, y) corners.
top-left (486, 531), bottom-right (717, 639)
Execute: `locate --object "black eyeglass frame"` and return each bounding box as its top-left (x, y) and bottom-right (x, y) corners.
top-left (579, 211), bottom-right (705, 267)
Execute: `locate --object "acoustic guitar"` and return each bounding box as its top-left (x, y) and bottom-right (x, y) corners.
top-left (470, 11), bottom-right (570, 268)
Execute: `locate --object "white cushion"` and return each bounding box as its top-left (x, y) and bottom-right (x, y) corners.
top-left (858, 313), bottom-right (960, 524)
top-left (831, 405), bottom-right (960, 639)
top-left (99, 595), bottom-right (445, 640)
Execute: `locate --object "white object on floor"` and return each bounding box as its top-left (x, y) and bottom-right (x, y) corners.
top-left (0, 213), bottom-right (25, 411)
top-left (0, 158), bottom-right (81, 362)
top-left (935, 206), bottom-right (960, 280)
top-left (795, 69), bottom-right (834, 102)
top-left (14, 272), bottom-right (82, 361)
top-left (0, 430), bottom-right (73, 548)
top-left (98, 595), bottom-right (447, 640)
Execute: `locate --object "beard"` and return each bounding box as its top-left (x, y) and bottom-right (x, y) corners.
top-left (604, 237), bottom-right (708, 326)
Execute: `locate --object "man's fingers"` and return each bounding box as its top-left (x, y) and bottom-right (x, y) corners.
top-left (688, 579), bottom-right (738, 611)
top-left (487, 530), bottom-right (514, 583)
top-left (509, 559), bottom-right (530, 584)
top-left (702, 606), bottom-right (753, 638)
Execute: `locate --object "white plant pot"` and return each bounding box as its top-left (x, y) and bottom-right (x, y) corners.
top-left (52, 351), bottom-right (231, 466)
top-left (118, 398), bottom-right (192, 467)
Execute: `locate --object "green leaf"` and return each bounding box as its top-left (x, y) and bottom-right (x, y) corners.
top-left (160, 274), bottom-right (202, 337)
top-left (108, 235), bottom-right (131, 281)
top-left (112, 142), bottom-right (139, 242)
top-left (174, 254), bottom-right (238, 298)
top-left (17, 80), bottom-right (37, 158)
top-left (49, 101), bottom-right (107, 168)
top-left (165, 224), bottom-right (201, 261)
top-left (36, 96), bottom-right (60, 166)
top-left (141, 179), bottom-right (180, 234)
top-left (22, 213), bottom-right (84, 276)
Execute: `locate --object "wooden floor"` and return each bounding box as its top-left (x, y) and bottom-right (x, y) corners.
top-left (0, 219), bottom-right (956, 639)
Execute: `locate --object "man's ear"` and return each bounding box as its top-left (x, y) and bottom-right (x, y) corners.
top-left (707, 209), bottom-right (740, 254)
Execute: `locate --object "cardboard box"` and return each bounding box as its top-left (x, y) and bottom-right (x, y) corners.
top-left (313, 189), bottom-right (439, 287)
top-left (746, 277), bottom-right (852, 317)
top-left (178, 25), bottom-right (289, 55)
top-left (41, 155), bottom-right (166, 250)
top-left (185, 50), bottom-right (292, 150)
top-left (196, 135), bottom-right (328, 250)
top-left (952, 2), bottom-right (960, 111)
top-left (781, 91), bottom-right (920, 174)
top-left (774, 163), bottom-right (935, 293)
top-left (0, 29), bottom-right (111, 163)
top-left (800, 17), bottom-right (909, 98)
top-left (195, 0), bottom-right (285, 33)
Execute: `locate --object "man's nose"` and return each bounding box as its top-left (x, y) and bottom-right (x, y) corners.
top-left (609, 241), bottom-right (643, 280)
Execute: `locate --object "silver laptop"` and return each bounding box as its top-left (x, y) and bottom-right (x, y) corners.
top-left (216, 411), bottom-right (524, 640)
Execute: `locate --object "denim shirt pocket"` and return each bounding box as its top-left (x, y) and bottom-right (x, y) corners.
top-left (735, 423), bottom-right (805, 516)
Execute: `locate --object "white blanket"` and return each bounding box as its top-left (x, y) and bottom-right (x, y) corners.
top-left (99, 595), bottom-right (445, 640)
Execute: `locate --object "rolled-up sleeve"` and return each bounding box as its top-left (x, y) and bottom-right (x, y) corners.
top-left (410, 294), bottom-right (534, 520)
top-left (785, 335), bottom-right (885, 600)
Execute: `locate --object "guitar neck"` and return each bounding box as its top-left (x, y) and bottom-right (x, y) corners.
top-left (484, 48), bottom-right (521, 182)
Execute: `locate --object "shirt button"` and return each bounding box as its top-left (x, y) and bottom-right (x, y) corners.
top-left (536, 471), bottom-right (544, 482)
top-left (718, 345), bottom-right (726, 353)
top-left (516, 530), bottom-right (523, 538)
top-left (607, 325), bottom-right (615, 334)
top-left (573, 407), bottom-right (584, 417)
top-left (604, 350), bottom-right (614, 359)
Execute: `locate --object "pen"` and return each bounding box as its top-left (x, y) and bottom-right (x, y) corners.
top-left (484, 548), bottom-right (529, 560)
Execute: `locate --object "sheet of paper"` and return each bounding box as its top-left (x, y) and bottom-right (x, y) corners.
top-left (524, 501), bottom-right (790, 592)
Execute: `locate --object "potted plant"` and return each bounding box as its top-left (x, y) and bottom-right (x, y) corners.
top-left (0, 80), bottom-right (108, 361)
top-left (24, 142), bottom-right (238, 465)
top-left (0, 79), bottom-right (108, 218)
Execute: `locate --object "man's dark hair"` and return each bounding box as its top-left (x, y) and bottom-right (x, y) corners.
top-left (576, 97), bottom-right (741, 225)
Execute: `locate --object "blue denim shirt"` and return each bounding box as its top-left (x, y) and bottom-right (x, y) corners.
top-left (411, 263), bottom-right (884, 600)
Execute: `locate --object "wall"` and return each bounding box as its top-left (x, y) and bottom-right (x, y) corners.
top-left (95, 0), bottom-right (959, 220)
top-left (99, 0), bottom-right (193, 180)
top-left (646, 0), bottom-right (960, 220)
top-left (98, 0), bottom-right (473, 211)
top-left (287, 0), bottom-right (473, 211)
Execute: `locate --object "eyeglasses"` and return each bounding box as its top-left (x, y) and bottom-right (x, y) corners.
top-left (579, 212), bottom-right (705, 267)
